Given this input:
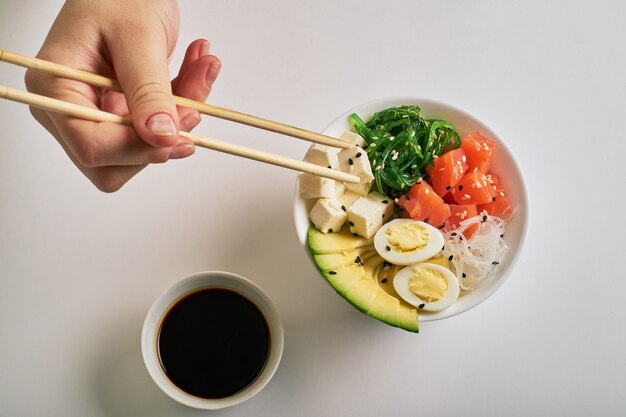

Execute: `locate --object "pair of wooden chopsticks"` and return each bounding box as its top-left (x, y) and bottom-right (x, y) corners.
top-left (0, 49), bottom-right (359, 183)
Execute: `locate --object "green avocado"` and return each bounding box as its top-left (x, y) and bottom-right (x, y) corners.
top-left (308, 226), bottom-right (419, 333)
top-left (308, 224), bottom-right (373, 254)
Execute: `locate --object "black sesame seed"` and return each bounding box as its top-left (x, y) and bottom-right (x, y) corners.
top-left (482, 215), bottom-right (488, 222)
top-left (459, 185), bottom-right (464, 191)
top-left (329, 271), bottom-right (337, 275)
top-left (459, 236), bottom-right (464, 241)
top-left (385, 245), bottom-right (391, 252)
top-left (462, 273), bottom-right (467, 278)
top-left (348, 158), bottom-right (354, 165)
top-left (451, 232), bottom-right (457, 236)
top-left (328, 229), bottom-right (333, 233)
top-left (438, 224), bottom-right (445, 229)
top-left (418, 304), bottom-right (425, 309)
top-left (492, 261), bottom-right (500, 265)
top-left (381, 278), bottom-right (388, 284)
top-left (423, 217), bottom-right (429, 223)
top-left (448, 255), bottom-right (454, 261)
top-left (348, 221), bottom-right (354, 226)
top-left (500, 234), bottom-right (504, 238)
top-left (355, 152), bottom-right (362, 158)
top-left (382, 199), bottom-right (389, 204)
top-left (445, 186), bottom-right (451, 191)
top-left (341, 205), bottom-right (347, 211)
top-left (492, 197), bottom-right (496, 202)
top-left (327, 165), bottom-right (331, 169)
top-left (382, 214), bottom-right (385, 218)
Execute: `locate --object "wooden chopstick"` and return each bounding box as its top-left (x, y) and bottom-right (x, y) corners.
top-left (0, 85), bottom-right (361, 184)
top-left (0, 49), bottom-right (352, 150)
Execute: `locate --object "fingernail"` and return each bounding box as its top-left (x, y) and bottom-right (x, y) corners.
top-left (206, 61), bottom-right (221, 87)
top-left (180, 112), bottom-right (201, 131)
top-left (200, 41), bottom-right (211, 56)
top-left (169, 143), bottom-right (195, 159)
top-left (147, 113), bottom-right (178, 136)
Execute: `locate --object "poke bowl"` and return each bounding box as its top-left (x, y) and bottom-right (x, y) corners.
top-left (293, 97), bottom-right (529, 331)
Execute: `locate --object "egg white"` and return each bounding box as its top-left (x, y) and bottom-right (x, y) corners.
top-left (374, 219), bottom-right (444, 265)
top-left (393, 263), bottom-right (460, 312)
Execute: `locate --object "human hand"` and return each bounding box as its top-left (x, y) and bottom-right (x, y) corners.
top-left (25, 0), bottom-right (221, 192)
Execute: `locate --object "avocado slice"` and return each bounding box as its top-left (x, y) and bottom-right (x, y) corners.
top-left (308, 226), bottom-right (419, 333)
top-left (319, 264), bottom-right (366, 296)
top-left (365, 290), bottom-right (400, 327)
top-left (312, 247), bottom-right (375, 271)
top-left (343, 277), bottom-right (379, 313)
top-left (308, 225), bottom-right (373, 254)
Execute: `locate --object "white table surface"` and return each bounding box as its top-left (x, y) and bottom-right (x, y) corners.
top-left (1, 1), bottom-right (625, 416)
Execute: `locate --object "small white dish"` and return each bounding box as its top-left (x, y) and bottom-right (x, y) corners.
top-left (293, 97), bottom-right (529, 322)
top-left (141, 271), bottom-right (284, 409)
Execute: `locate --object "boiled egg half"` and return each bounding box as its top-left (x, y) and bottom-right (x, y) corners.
top-left (374, 219), bottom-right (444, 265)
top-left (393, 263), bottom-right (460, 312)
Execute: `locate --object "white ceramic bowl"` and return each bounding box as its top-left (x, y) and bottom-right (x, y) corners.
top-left (141, 271), bottom-right (284, 409)
top-left (293, 97), bottom-right (529, 322)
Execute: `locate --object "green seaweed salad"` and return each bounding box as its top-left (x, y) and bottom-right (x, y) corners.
top-left (349, 105), bottom-right (461, 199)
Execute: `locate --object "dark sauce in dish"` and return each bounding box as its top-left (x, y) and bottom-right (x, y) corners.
top-left (158, 288), bottom-right (270, 399)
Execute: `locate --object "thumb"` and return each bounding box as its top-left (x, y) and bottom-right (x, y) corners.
top-left (106, 26), bottom-right (179, 148)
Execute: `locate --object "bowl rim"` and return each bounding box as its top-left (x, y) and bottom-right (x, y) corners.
top-left (292, 96), bottom-right (529, 322)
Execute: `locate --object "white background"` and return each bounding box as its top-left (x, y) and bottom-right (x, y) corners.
top-left (1, 1), bottom-right (625, 416)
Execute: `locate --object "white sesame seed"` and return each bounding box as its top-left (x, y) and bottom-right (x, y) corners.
top-left (464, 193), bottom-right (471, 199)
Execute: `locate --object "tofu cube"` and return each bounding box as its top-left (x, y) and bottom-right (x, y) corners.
top-left (347, 192), bottom-right (395, 238)
top-left (367, 191), bottom-right (395, 221)
top-left (299, 173), bottom-right (335, 199)
top-left (309, 198), bottom-right (347, 234)
top-left (345, 180), bottom-right (372, 195)
top-left (339, 130), bottom-right (367, 148)
top-left (338, 146), bottom-right (374, 183)
top-left (304, 144), bottom-right (339, 169)
top-left (337, 189), bottom-right (361, 209)
top-left (335, 181), bottom-right (346, 197)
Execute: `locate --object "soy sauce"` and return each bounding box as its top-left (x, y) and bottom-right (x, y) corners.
top-left (157, 288), bottom-right (270, 399)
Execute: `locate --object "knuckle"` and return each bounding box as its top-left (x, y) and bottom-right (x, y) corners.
top-left (74, 141), bottom-right (102, 168)
top-left (149, 149), bottom-right (171, 164)
top-left (128, 81), bottom-right (173, 111)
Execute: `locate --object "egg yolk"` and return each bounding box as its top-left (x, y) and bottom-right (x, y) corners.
top-left (409, 268), bottom-right (448, 302)
top-left (386, 223), bottom-right (430, 253)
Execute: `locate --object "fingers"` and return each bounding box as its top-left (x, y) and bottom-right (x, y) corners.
top-left (171, 38), bottom-right (211, 92)
top-left (104, 19), bottom-right (180, 148)
top-left (176, 54), bottom-right (222, 132)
